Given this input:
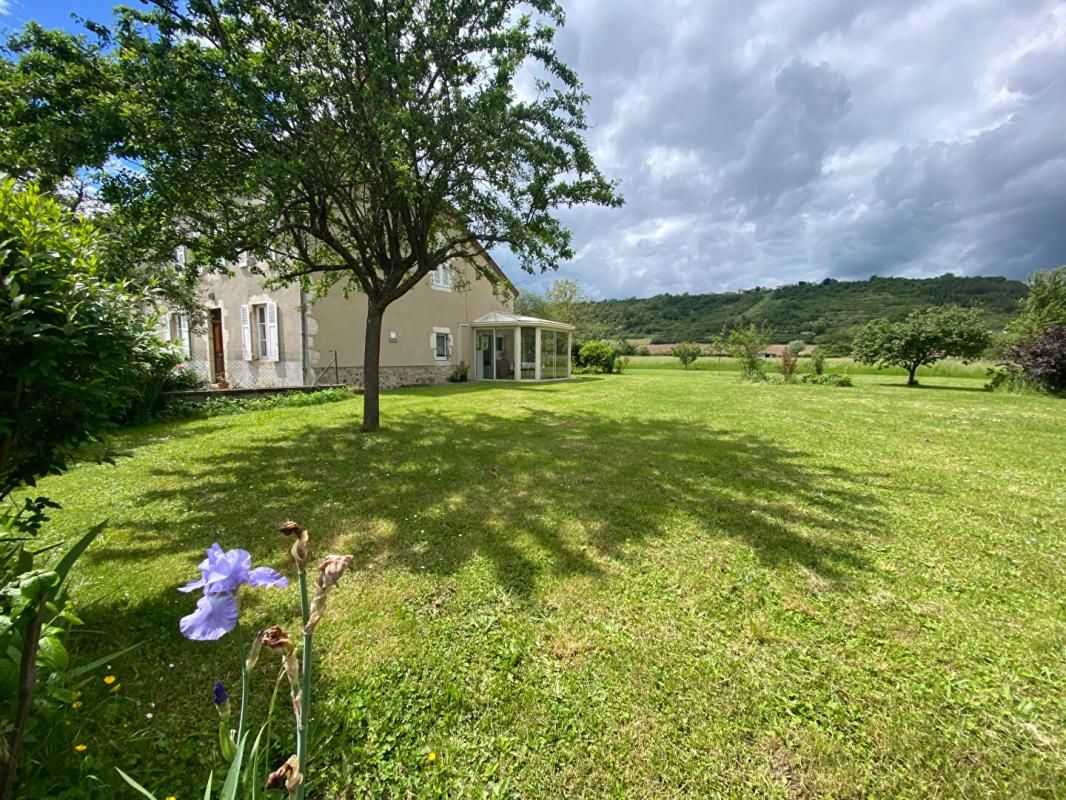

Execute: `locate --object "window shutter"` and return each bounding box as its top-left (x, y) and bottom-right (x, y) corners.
top-left (159, 314), bottom-right (171, 342)
top-left (240, 305), bottom-right (252, 360)
top-left (238, 251), bottom-right (249, 269)
top-left (447, 333), bottom-right (453, 357)
top-left (265, 301), bottom-right (279, 362)
top-left (178, 314), bottom-right (191, 357)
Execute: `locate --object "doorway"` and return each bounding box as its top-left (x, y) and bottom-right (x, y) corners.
top-left (209, 308), bottom-right (225, 381)
top-left (476, 331), bottom-right (494, 380)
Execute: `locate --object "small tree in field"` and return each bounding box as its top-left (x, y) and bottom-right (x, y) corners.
top-left (724, 324), bottom-right (771, 380)
top-left (851, 306), bottom-right (990, 385)
top-left (672, 342), bottom-right (702, 370)
top-left (779, 340), bottom-right (804, 381)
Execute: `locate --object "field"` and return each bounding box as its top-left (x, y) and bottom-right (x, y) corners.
top-left (25, 370), bottom-right (1066, 798)
top-left (624, 355), bottom-right (994, 379)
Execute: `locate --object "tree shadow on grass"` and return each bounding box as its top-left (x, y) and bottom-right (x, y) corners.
top-left (877, 382), bottom-right (989, 393)
top-left (85, 403), bottom-right (886, 605)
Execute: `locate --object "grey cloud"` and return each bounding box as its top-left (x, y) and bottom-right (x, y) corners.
top-left (504, 0), bottom-right (1066, 299)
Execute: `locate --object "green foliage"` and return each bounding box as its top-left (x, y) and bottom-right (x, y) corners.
top-left (1009, 265), bottom-right (1066, 341)
top-left (0, 180), bottom-right (169, 498)
top-left (518, 280), bottom-right (610, 343)
top-left (581, 275), bottom-right (1027, 345)
top-left (724, 324), bottom-right (771, 380)
top-left (811, 347), bottom-right (827, 375)
top-left (577, 341), bottom-right (615, 374)
top-left (613, 356), bottom-right (630, 375)
top-left (152, 388), bottom-right (355, 424)
top-left (162, 363), bottom-right (206, 393)
top-left (672, 342), bottom-right (702, 370)
top-left (800, 372), bottom-right (853, 386)
top-left (851, 305), bottom-right (990, 385)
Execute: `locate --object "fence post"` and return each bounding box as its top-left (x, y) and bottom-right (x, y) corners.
top-left (334, 350), bottom-right (339, 385)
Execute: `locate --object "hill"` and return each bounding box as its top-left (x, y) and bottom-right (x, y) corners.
top-left (588, 275), bottom-right (1027, 346)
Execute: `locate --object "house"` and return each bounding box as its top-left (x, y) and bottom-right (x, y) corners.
top-left (159, 248), bottom-right (574, 388)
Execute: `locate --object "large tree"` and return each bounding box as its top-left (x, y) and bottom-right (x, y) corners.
top-left (851, 305), bottom-right (990, 385)
top-left (4, 0), bottom-right (620, 431)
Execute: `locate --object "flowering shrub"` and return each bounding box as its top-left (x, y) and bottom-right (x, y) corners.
top-left (119, 521), bottom-right (353, 799)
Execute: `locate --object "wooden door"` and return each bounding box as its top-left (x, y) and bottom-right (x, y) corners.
top-left (209, 308), bottom-right (225, 380)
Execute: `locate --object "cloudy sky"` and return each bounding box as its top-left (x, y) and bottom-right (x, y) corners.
top-left (7, 0), bottom-right (1066, 298)
top-left (510, 0), bottom-right (1066, 298)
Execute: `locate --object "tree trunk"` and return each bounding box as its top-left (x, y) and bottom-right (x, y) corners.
top-left (907, 364), bottom-right (919, 385)
top-left (362, 304), bottom-right (384, 432)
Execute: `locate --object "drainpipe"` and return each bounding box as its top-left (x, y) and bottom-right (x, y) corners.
top-left (457, 322), bottom-right (470, 375)
top-left (299, 286), bottom-right (309, 386)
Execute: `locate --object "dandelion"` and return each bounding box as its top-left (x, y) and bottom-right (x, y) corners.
top-left (164, 796), bottom-right (176, 800)
top-left (74, 744), bottom-right (87, 753)
top-left (178, 543), bottom-right (288, 641)
top-left (73, 690), bottom-right (81, 698)
top-left (103, 675), bottom-right (117, 685)
top-left (72, 701), bottom-right (82, 709)
top-left (427, 751), bottom-right (437, 763)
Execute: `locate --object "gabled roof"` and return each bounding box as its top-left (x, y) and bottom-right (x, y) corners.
top-left (470, 311), bottom-right (575, 331)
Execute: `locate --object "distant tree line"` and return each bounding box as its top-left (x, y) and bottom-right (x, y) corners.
top-left (575, 274), bottom-right (1027, 346)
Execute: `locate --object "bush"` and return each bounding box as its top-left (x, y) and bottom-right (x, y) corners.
top-left (800, 372), bottom-right (853, 387)
top-left (613, 356), bottom-right (630, 374)
top-left (1007, 324), bottom-right (1066, 393)
top-left (0, 180), bottom-right (170, 495)
top-left (152, 387), bottom-right (355, 423)
top-left (163, 362), bottom-right (206, 392)
top-left (578, 340), bottom-right (615, 374)
top-left (635, 345), bottom-right (651, 356)
top-left (811, 348), bottom-right (827, 375)
top-left (672, 342), bottom-right (702, 370)
top-left (0, 181), bottom-right (157, 791)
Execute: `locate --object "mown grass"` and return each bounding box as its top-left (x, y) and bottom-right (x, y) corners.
top-left (627, 355), bottom-right (994, 379)
top-left (22, 371), bottom-right (1066, 798)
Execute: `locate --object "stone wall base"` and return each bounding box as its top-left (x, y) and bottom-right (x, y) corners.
top-left (310, 364), bottom-right (455, 389)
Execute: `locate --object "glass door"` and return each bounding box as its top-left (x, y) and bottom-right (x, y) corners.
top-left (476, 331), bottom-right (494, 380)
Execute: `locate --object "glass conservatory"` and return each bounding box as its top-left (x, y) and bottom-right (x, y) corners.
top-left (468, 312), bottom-right (575, 382)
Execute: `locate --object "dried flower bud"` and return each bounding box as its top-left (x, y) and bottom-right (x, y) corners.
top-left (260, 625), bottom-right (295, 656)
top-left (317, 554), bottom-right (354, 590)
top-left (306, 554), bottom-right (355, 633)
top-left (265, 754), bottom-right (302, 795)
top-left (279, 521), bottom-right (310, 572)
top-left (278, 521), bottom-right (303, 536)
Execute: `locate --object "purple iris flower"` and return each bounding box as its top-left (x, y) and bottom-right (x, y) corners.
top-left (179, 543), bottom-right (288, 641)
top-left (213, 681), bottom-right (228, 706)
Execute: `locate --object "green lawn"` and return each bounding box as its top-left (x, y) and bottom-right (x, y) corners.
top-left (26, 372), bottom-right (1066, 798)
